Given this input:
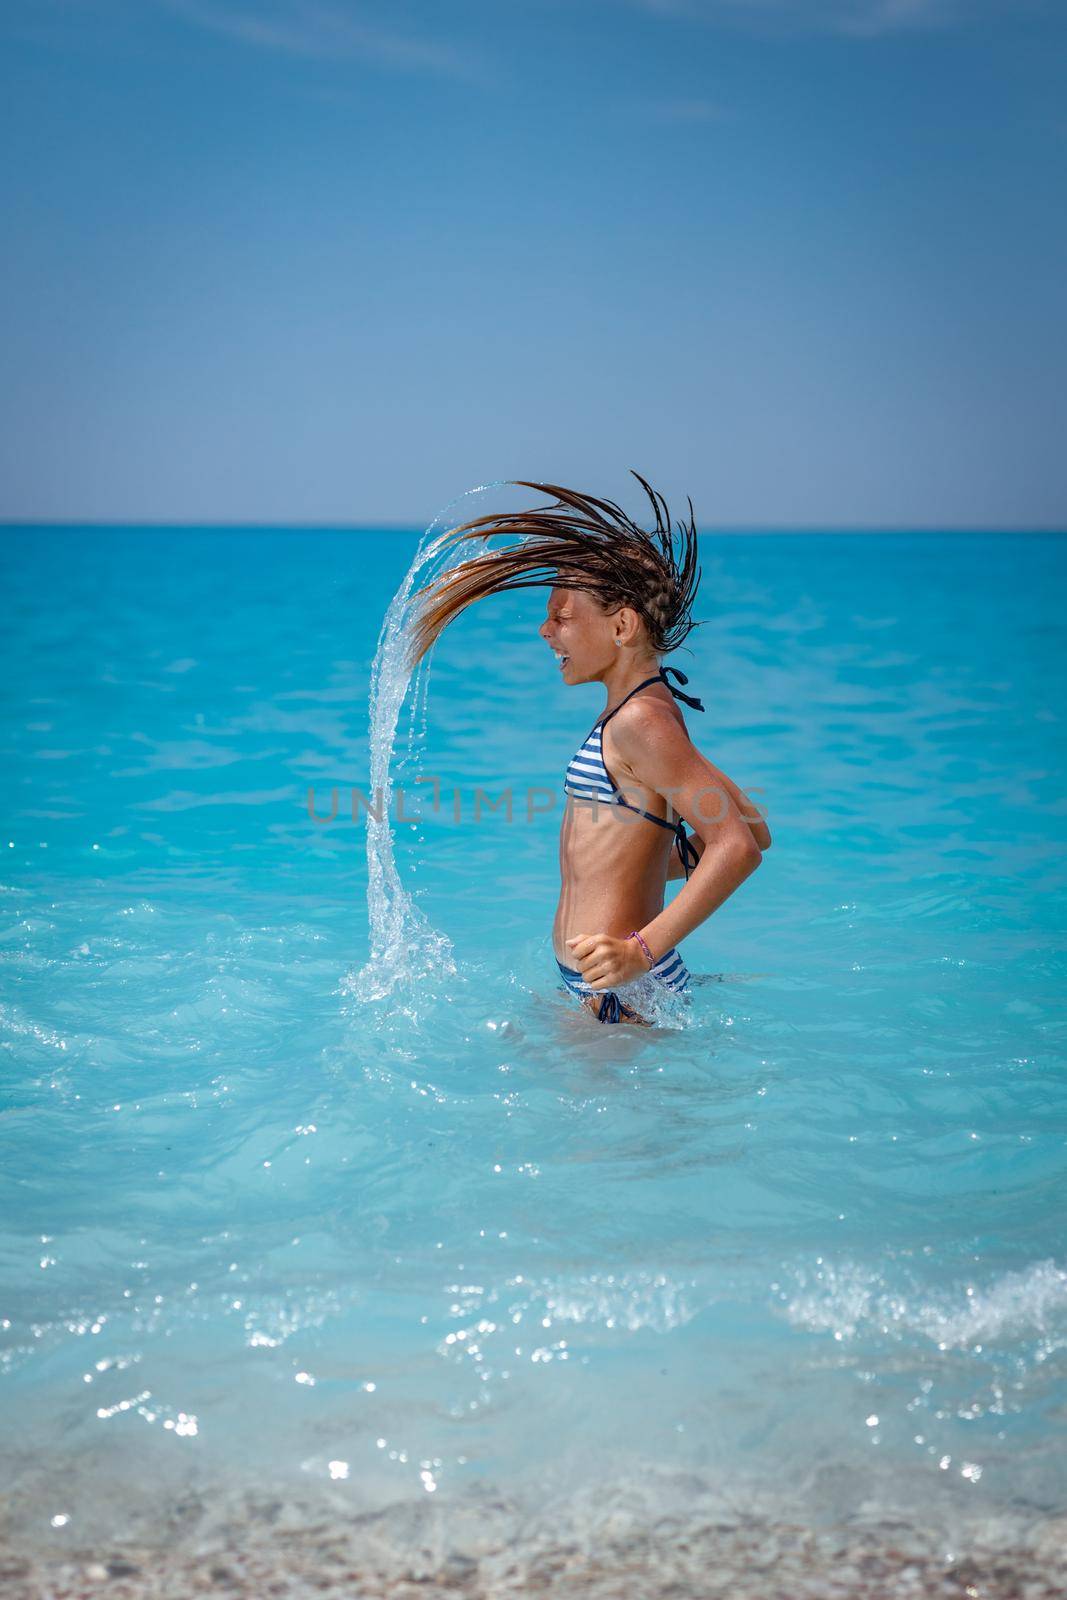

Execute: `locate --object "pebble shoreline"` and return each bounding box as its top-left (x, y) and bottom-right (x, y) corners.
top-left (3, 1480), bottom-right (1066, 1600)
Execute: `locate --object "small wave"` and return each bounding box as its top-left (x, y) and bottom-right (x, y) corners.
top-left (776, 1256), bottom-right (1067, 1349)
top-left (438, 1269), bottom-right (700, 1346)
top-left (528, 1270), bottom-right (698, 1334)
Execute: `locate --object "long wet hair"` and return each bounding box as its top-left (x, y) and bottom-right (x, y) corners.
top-left (410, 471), bottom-right (702, 666)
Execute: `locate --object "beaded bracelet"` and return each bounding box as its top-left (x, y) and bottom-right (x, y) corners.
top-left (628, 930), bottom-right (655, 970)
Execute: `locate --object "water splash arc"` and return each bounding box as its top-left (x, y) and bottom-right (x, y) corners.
top-left (353, 481), bottom-right (511, 1002)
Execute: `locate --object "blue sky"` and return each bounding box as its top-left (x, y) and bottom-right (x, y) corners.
top-left (1, 0), bottom-right (1064, 529)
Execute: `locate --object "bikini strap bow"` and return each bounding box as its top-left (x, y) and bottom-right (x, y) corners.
top-left (659, 665), bottom-right (705, 713)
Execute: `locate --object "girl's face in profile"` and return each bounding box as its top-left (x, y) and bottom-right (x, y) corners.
top-left (539, 586), bottom-right (616, 686)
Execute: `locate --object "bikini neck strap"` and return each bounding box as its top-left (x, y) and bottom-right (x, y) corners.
top-left (598, 665), bottom-right (705, 728)
top-left (658, 664), bottom-right (705, 712)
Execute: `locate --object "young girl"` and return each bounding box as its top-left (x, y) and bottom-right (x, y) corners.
top-left (411, 474), bottom-right (771, 1025)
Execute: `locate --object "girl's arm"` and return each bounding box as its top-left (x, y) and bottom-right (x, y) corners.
top-left (665, 789), bottom-right (770, 880)
top-left (665, 830), bottom-right (703, 881)
top-left (626, 706), bottom-right (766, 964)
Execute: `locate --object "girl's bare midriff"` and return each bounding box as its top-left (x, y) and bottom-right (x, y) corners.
top-left (551, 791), bottom-right (677, 967)
top-left (552, 801), bottom-right (675, 967)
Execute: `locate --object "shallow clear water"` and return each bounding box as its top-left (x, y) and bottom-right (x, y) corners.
top-left (1, 522), bottom-right (1066, 1565)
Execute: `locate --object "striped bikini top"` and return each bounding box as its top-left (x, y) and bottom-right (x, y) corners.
top-left (563, 665), bottom-right (705, 881)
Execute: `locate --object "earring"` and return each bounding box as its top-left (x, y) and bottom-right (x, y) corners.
top-left (614, 639), bottom-right (622, 647)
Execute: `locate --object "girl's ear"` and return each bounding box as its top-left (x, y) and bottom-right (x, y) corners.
top-left (615, 604), bottom-right (646, 648)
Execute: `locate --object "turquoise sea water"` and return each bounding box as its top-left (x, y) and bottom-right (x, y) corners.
top-left (1, 518), bottom-right (1066, 1569)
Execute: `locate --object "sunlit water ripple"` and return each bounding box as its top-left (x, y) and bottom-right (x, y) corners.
top-left (1, 522), bottom-right (1065, 1590)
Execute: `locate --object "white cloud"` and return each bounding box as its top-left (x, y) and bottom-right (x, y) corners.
top-left (159, 0), bottom-right (483, 78)
top-left (624, 0), bottom-right (979, 35)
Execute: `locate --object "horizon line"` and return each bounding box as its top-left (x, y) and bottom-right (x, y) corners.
top-left (1, 520), bottom-right (1065, 536)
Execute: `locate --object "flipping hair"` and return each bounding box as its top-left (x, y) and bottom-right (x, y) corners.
top-left (410, 472), bottom-right (702, 666)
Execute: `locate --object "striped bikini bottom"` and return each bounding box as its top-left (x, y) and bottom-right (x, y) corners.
top-left (556, 947), bottom-right (691, 1024)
